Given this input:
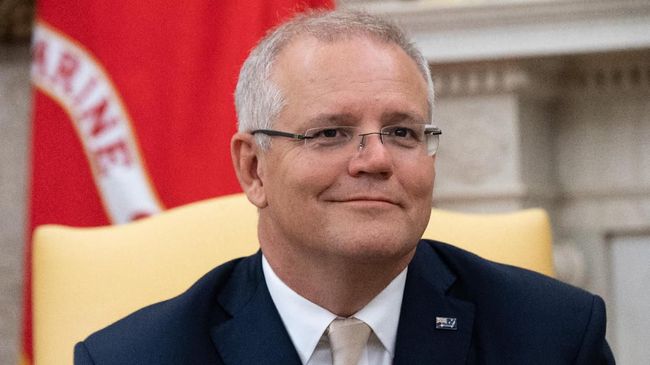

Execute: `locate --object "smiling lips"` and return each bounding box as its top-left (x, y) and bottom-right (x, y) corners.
top-left (330, 195), bottom-right (400, 207)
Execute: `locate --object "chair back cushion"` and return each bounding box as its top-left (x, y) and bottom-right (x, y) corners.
top-left (425, 208), bottom-right (555, 277)
top-left (33, 194), bottom-right (258, 364)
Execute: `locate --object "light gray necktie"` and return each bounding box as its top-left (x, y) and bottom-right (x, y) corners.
top-left (327, 317), bottom-right (371, 365)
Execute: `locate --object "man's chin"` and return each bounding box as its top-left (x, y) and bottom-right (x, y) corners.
top-left (326, 202), bottom-right (408, 224)
top-left (324, 230), bottom-right (420, 263)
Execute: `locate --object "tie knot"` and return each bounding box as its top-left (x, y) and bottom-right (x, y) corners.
top-left (327, 317), bottom-right (371, 365)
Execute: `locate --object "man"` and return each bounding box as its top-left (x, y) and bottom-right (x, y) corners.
top-left (74, 10), bottom-right (615, 364)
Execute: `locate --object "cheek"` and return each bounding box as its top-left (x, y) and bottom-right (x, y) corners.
top-left (297, 156), bottom-right (345, 188)
top-left (401, 160), bottom-right (435, 197)
top-left (403, 162), bottom-right (435, 230)
top-left (269, 155), bottom-right (340, 203)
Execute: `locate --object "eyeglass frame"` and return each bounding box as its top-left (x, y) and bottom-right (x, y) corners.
top-left (250, 123), bottom-right (442, 156)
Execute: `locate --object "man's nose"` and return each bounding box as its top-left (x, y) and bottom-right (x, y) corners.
top-left (347, 133), bottom-right (393, 177)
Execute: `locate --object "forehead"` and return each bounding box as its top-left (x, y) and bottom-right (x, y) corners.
top-left (270, 35), bottom-right (429, 128)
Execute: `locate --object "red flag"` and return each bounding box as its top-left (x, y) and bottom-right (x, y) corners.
top-left (22, 1), bottom-right (333, 363)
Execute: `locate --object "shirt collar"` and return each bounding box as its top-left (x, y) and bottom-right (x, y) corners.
top-left (354, 267), bottom-right (407, 356)
top-left (262, 255), bottom-right (407, 363)
top-left (263, 256), bottom-right (336, 364)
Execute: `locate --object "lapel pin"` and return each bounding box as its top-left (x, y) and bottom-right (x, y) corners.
top-left (435, 316), bottom-right (457, 330)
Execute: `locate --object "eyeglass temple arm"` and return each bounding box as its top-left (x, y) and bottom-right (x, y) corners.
top-left (250, 129), bottom-right (311, 140)
top-left (425, 127), bottom-right (442, 136)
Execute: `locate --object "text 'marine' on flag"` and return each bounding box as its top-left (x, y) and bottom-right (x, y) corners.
top-left (22, 1), bottom-right (333, 364)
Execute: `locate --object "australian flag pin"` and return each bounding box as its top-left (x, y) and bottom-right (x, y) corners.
top-left (435, 316), bottom-right (457, 330)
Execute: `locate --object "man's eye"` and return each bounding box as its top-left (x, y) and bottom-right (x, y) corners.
top-left (390, 127), bottom-right (418, 139)
top-left (394, 128), bottom-right (409, 137)
top-left (320, 129), bottom-right (339, 138)
top-left (305, 127), bottom-right (354, 147)
top-left (310, 127), bottom-right (350, 139)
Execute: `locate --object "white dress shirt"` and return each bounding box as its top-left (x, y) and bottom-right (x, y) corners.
top-left (262, 256), bottom-right (407, 365)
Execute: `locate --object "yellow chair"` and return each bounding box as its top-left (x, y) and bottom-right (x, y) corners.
top-left (32, 193), bottom-right (554, 365)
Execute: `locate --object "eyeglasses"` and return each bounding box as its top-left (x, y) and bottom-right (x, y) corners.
top-left (251, 123), bottom-right (442, 157)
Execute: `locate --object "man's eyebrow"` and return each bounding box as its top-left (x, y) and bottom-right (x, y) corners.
top-left (381, 111), bottom-right (427, 124)
top-left (303, 111), bottom-right (427, 129)
top-left (306, 113), bottom-right (358, 127)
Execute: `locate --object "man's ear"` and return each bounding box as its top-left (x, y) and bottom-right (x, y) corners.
top-left (231, 132), bottom-right (268, 208)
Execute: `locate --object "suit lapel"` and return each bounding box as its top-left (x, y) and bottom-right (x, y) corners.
top-left (210, 252), bottom-right (301, 365)
top-left (394, 242), bottom-right (475, 365)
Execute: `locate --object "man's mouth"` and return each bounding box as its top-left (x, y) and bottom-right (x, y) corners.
top-left (329, 195), bottom-right (400, 207)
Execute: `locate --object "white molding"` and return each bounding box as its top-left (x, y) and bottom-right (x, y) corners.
top-left (559, 50), bottom-right (650, 92)
top-left (342, 0), bottom-right (650, 63)
top-left (431, 62), bottom-right (532, 96)
top-left (434, 184), bottom-right (528, 202)
top-left (558, 187), bottom-right (650, 201)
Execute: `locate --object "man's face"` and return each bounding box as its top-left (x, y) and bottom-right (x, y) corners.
top-left (254, 36), bottom-right (435, 264)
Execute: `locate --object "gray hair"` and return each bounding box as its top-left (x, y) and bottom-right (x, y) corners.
top-left (234, 9), bottom-right (434, 149)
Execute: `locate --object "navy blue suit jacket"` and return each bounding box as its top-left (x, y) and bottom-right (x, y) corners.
top-left (74, 240), bottom-right (615, 364)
